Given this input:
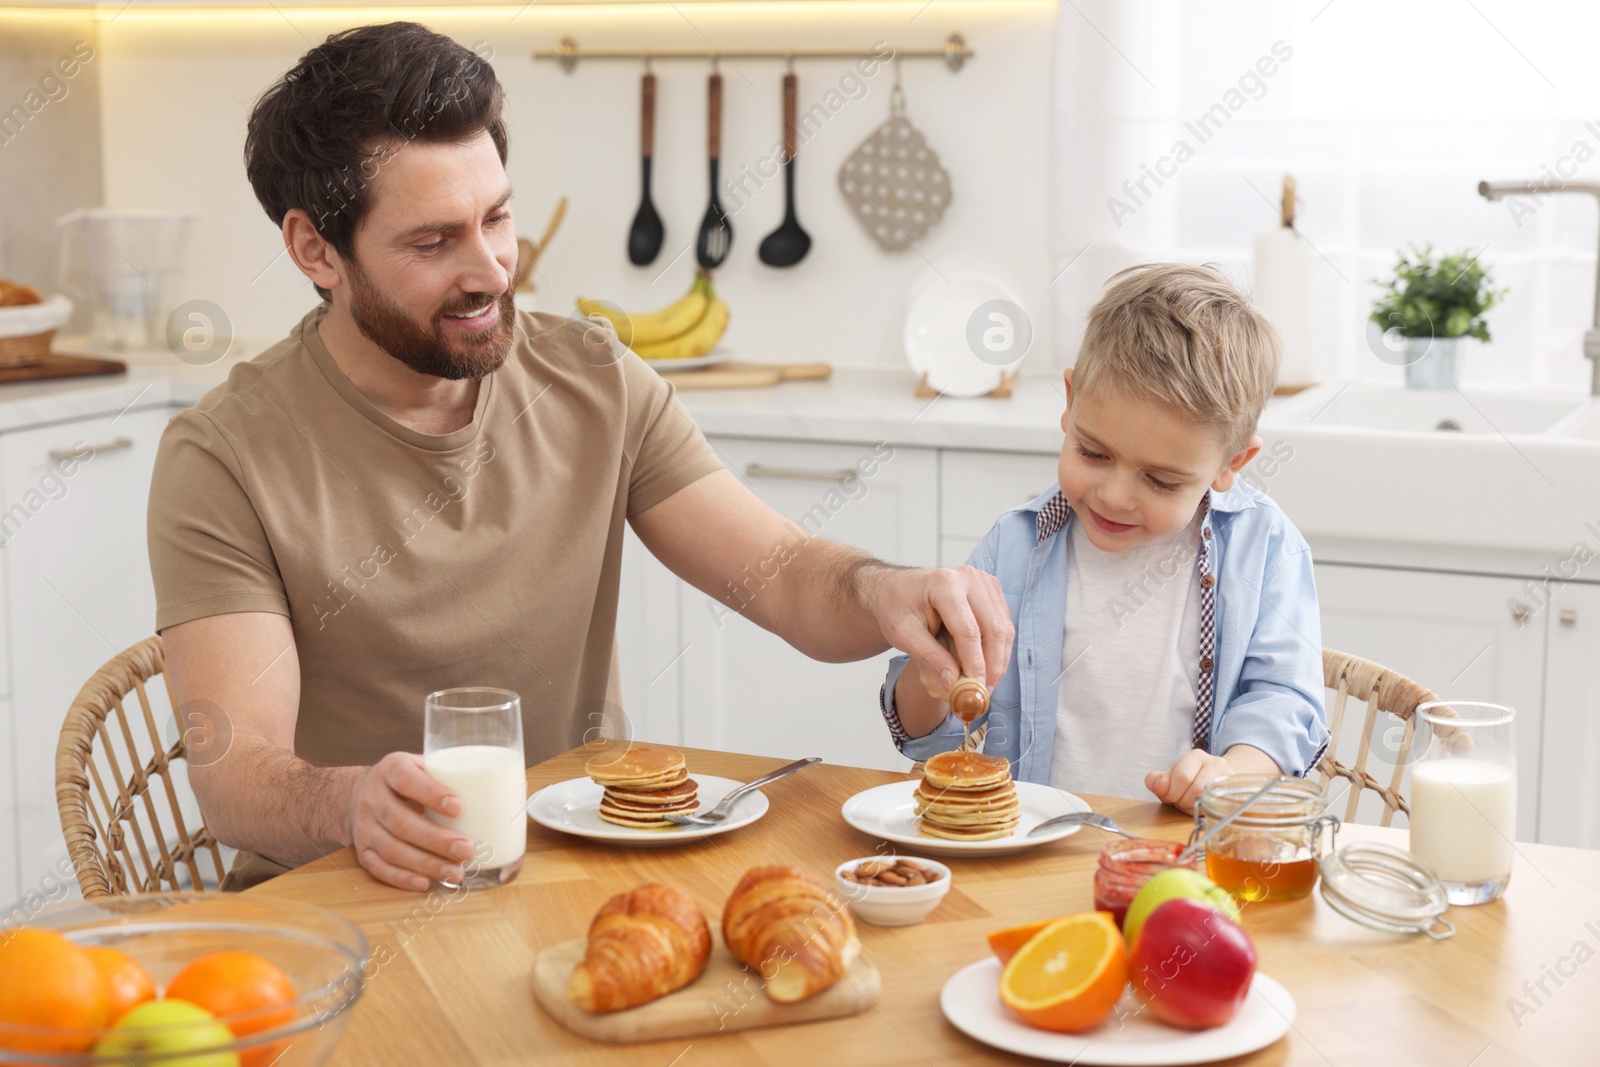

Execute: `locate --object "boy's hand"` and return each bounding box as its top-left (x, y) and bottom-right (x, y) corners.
top-left (914, 658), bottom-right (953, 704)
top-left (1145, 744), bottom-right (1282, 814)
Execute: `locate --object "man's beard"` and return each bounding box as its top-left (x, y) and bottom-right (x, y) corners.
top-left (345, 261), bottom-right (515, 381)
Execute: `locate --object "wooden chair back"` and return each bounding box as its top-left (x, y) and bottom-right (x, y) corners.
top-left (1318, 647), bottom-right (1465, 826)
top-left (55, 635), bottom-right (227, 898)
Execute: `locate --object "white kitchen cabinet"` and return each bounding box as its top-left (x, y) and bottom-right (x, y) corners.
top-left (1537, 583), bottom-right (1600, 848)
top-left (679, 437), bottom-right (938, 772)
top-left (940, 450), bottom-right (1060, 540)
top-left (615, 526), bottom-right (685, 746)
top-left (3, 405), bottom-right (175, 901)
top-left (1314, 562), bottom-right (1545, 839)
top-left (940, 536), bottom-right (981, 568)
top-left (0, 696), bottom-right (14, 903)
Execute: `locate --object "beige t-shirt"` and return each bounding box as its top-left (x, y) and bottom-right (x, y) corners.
top-left (149, 304), bottom-right (721, 774)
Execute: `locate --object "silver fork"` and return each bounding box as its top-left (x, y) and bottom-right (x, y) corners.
top-left (665, 757), bottom-right (820, 827)
top-left (1027, 810), bottom-right (1140, 839)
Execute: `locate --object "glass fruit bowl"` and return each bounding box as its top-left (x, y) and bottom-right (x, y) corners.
top-left (0, 892), bottom-right (367, 1065)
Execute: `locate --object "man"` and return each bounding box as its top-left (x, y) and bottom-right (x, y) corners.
top-left (149, 23), bottom-right (1013, 892)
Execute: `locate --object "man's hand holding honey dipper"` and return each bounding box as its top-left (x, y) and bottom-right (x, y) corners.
top-left (893, 613), bottom-right (1010, 740)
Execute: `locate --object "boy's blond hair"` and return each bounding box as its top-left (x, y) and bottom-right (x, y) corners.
top-left (1074, 262), bottom-right (1280, 456)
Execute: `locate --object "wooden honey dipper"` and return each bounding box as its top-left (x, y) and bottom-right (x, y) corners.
top-left (948, 677), bottom-right (990, 727)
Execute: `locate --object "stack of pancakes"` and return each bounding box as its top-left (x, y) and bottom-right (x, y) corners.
top-left (914, 750), bottom-right (1020, 841)
top-left (586, 744), bottom-right (700, 829)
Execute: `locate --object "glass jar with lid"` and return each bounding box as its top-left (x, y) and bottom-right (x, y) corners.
top-left (1092, 839), bottom-right (1197, 926)
top-left (1191, 774), bottom-right (1339, 901)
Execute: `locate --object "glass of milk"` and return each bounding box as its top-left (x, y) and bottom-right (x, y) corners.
top-left (1409, 701), bottom-right (1516, 905)
top-left (423, 687), bottom-right (526, 889)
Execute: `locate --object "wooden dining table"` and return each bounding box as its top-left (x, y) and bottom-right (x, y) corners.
top-left (251, 745), bottom-right (1600, 1065)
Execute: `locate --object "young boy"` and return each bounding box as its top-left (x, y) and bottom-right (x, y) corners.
top-left (880, 263), bottom-right (1328, 813)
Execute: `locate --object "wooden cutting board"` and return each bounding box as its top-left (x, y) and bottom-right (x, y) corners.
top-left (657, 361), bottom-right (831, 389)
top-left (0, 352), bottom-right (126, 384)
top-left (532, 925), bottom-right (880, 1044)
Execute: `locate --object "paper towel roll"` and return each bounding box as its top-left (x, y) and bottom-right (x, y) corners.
top-left (1252, 226), bottom-right (1315, 389)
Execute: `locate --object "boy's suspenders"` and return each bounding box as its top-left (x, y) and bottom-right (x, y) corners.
top-left (1192, 493), bottom-right (1218, 751)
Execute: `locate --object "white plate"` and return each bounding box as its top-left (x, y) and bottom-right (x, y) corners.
top-left (902, 266), bottom-right (1029, 397)
top-left (640, 350), bottom-right (734, 373)
top-left (526, 774), bottom-right (767, 847)
top-left (940, 959), bottom-right (1296, 1065)
top-left (839, 780), bottom-right (1089, 857)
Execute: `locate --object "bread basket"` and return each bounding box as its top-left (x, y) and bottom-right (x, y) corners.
top-left (0, 294), bottom-right (73, 367)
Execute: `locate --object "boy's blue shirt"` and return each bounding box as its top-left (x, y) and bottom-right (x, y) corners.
top-left (881, 480), bottom-right (1329, 787)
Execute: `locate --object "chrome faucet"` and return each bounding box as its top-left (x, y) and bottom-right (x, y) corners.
top-left (1479, 179), bottom-right (1600, 395)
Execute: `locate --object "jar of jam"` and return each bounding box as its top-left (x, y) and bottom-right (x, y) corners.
top-left (1192, 775), bottom-right (1339, 902)
top-left (1093, 839), bottom-right (1197, 927)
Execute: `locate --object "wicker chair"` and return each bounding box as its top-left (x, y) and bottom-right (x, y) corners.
top-left (55, 635), bottom-right (228, 898)
top-left (1317, 647), bottom-right (1466, 826)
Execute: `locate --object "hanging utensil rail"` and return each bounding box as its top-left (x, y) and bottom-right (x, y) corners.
top-left (534, 34), bottom-right (973, 72)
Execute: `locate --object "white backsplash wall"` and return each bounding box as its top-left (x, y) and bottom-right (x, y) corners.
top-left (90, 1), bottom-right (1058, 370)
top-left (0, 12), bottom-right (104, 333)
top-left (1052, 0), bottom-right (1600, 392)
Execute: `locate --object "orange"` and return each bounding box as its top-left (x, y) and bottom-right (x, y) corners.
top-left (999, 912), bottom-right (1128, 1033)
top-left (986, 918), bottom-right (1057, 965)
top-left (84, 946), bottom-right (157, 1024)
top-left (164, 951), bottom-right (296, 1067)
top-left (0, 928), bottom-right (109, 1053)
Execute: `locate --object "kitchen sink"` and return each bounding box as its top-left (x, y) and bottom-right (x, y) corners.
top-left (1267, 384), bottom-right (1586, 436)
top-left (1550, 403), bottom-right (1600, 440)
top-left (1255, 382), bottom-right (1600, 559)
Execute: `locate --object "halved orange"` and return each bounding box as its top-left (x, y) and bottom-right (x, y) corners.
top-left (986, 918), bottom-right (1056, 964)
top-left (999, 911), bottom-right (1127, 1033)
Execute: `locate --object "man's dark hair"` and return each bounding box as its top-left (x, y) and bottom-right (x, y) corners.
top-left (245, 22), bottom-right (507, 301)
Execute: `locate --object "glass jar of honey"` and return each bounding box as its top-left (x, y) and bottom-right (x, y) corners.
top-left (1192, 775), bottom-right (1339, 902)
top-left (1093, 839), bottom-right (1198, 926)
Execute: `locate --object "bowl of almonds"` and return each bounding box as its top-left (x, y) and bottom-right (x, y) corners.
top-left (833, 856), bottom-right (952, 926)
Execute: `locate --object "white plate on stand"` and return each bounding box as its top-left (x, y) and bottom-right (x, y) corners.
top-left (840, 780), bottom-right (1090, 857)
top-left (940, 959), bottom-right (1296, 1065)
top-left (526, 774), bottom-right (767, 847)
top-left (902, 264), bottom-right (1028, 397)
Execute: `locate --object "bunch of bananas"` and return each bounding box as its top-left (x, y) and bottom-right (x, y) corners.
top-left (576, 270), bottom-right (730, 361)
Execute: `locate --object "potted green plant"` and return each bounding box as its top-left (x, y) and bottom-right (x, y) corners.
top-left (1369, 244), bottom-right (1506, 389)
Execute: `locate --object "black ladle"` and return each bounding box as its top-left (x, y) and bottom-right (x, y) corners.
top-left (696, 70), bottom-right (732, 269)
top-left (627, 70), bottom-right (663, 266)
top-left (759, 71), bottom-right (812, 268)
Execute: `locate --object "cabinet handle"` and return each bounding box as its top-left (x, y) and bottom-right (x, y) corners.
top-left (49, 437), bottom-right (133, 462)
top-left (744, 462), bottom-right (858, 482)
top-left (1510, 603), bottom-right (1531, 625)
top-left (1560, 609), bottom-right (1577, 627)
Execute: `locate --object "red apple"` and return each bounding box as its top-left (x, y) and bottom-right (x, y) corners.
top-left (1129, 897), bottom-right (1256, 1029)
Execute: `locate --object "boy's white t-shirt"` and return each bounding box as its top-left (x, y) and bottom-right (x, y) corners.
top-left (1048, 505), bottom-right (1205, 799)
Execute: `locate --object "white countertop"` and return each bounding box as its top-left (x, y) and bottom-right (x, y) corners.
top-left (20, 339), bottom-right (1600, 568)
top-left (669, 364), bottom-right (1073, 453)
top-left (30, 338), bottom-right (1080, 454)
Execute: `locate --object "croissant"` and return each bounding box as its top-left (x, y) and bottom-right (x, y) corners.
top-left (0, 281), bottom-right (41, 307)
top-left (567, 882), bottom-right (712, 1013)
top-left (722, 865), bottom-right (859, 1004)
